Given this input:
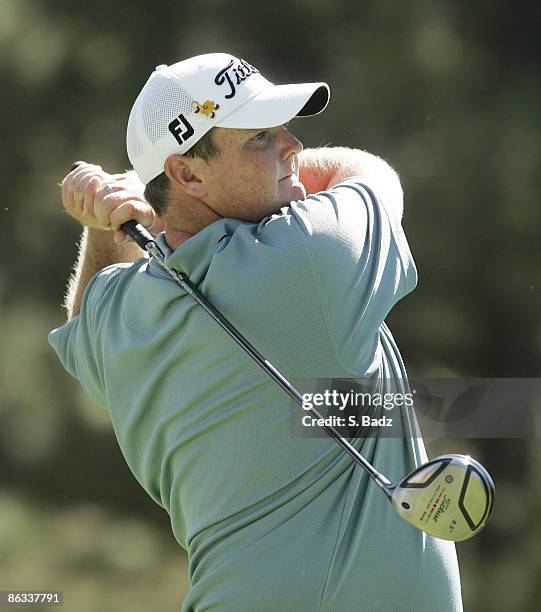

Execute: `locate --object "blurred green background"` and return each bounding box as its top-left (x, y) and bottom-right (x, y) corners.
top-left (1, 0), bottom-right (540, 610)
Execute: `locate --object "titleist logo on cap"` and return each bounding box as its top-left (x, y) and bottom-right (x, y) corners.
top-left (214, 58), bottom-right (259, 100)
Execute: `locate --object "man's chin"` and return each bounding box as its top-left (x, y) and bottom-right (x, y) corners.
top-left (282, 177), bottom-right (307, 202)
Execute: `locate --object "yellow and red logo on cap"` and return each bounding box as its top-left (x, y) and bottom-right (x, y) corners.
top-left (192, 100), bottom-right (220, 119)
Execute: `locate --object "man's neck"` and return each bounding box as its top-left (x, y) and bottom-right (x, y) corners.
top-left (164, 227), bottom-right (194, 251)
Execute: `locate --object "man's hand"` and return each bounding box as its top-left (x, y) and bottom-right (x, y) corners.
top-left (61, 162), bottom-right (165, 243)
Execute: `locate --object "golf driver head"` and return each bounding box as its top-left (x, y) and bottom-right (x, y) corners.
top-left (389, 454), bottom-right (495, 541)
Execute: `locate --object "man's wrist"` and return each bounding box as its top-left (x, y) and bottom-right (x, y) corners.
top-left (86, 226), bottom-right (145, 260)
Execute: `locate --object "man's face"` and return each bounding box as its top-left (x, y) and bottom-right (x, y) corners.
top-left (197, 125), bottom-right (306, 222)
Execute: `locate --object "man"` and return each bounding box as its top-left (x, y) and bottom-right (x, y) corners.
top-left (50, 53), bottom-right (462, 610)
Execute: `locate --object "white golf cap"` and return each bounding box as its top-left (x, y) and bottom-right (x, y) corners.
top-left (127, 53), bottom-right (330, 184)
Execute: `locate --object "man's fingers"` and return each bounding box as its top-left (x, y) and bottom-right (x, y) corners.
top-left (95, 183), bottom-right (115, 200)
top-left (62, 163), bottom-right (102, 189)
top-left (94, 188), bottom-right (142, 228)
top-left (80, 175), bottom-right (103, 216)
top-left (60, 163), bottom-right (151, 235)
top-left (62, 165), bottom-right (106, 216)
top-left (113, 228), bottom-right (128, 244)
top-left (109, 200), bottom-right (152, 230)
top-left (93, 187), bottom-right (116, 227)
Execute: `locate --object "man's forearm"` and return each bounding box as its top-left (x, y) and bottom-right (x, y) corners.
top-left (59, 164), bottom-right (164, 319)
top-left (299, 147), bottom-right (404, 219)
top-left (64, 227), bottom-right (145, 319)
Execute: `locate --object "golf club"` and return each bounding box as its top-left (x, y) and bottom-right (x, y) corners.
top-left (67, 162), bottom-right (495, 541)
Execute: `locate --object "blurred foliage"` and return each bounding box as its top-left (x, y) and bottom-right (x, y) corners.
top-left (1, 0), bottom-right (540, 610)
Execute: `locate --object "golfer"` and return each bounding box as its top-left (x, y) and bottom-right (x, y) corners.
top-left (50, 53), bottom-right (462, 610)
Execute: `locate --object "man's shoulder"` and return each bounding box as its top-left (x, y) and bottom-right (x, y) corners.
top-left (308, 178), bottom-right (387, 208)
top-left (94, 257), bottom-right (147, 281)
top-left (293, 177), bottom-right (404, 241)
top-left (300, 177), bottom-right (385, 213)
top-left (84, 257), bottom-right (149, 305)
top-left (288, 179), bottom-right (377, 236)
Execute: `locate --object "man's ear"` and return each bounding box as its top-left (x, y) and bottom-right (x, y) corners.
top-left (164, 154), bottom-right (208, 198)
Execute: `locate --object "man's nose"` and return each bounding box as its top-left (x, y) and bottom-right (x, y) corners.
top-left (281, 128), bottom-right (303, 159)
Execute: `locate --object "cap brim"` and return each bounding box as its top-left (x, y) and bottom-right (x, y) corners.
top-left (216, 82), bottom-right (330, 129)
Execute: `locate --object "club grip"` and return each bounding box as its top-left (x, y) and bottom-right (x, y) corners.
top-left (68, 161), bottom-right (154, 249)
top-left (121, 219), bottom-right (154, 249)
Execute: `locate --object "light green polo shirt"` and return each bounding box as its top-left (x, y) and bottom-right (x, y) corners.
top-left (49, 179), bottom-right (462, 611)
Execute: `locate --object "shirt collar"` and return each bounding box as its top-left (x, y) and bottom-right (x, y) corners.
top-left (148, 218), bottom-right (245, 283)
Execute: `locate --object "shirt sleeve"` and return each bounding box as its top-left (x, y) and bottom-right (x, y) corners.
top-left (48, 264), bottom-right (129, 410)
top-left (289, 178), bottom-right (418, 370)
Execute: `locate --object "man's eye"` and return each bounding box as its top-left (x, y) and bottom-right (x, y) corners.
top-left (253, 131), bottom-right (268, 141)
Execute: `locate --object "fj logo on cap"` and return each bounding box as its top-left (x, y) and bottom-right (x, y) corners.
top-left (214, 58), bottom-right (259, 100)
top-left (168, 113), bottom-right (195, 145)
top-left (192, 100), bottom-right (220, 119)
